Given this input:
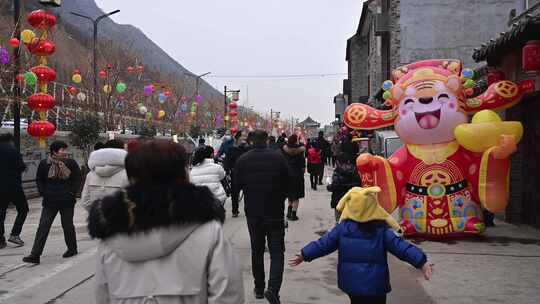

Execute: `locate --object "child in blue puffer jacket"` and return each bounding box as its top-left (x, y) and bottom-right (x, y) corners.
top-left (289, 186), bottom-right (433, 304)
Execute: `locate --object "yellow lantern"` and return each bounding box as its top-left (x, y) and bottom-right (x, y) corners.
top-left (103, 84), bottom-right (112, 93)
top-left (72, 73), bottom-right (82, 84)
top-left (21, 29), bottom-right (36, 44)
top-left (158, 110), bottom-right (166, 119)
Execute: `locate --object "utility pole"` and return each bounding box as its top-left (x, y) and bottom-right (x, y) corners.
top-left (71, 10), bottom-right (120, 107)
top-left (13, 0), bottom-right (21, 152)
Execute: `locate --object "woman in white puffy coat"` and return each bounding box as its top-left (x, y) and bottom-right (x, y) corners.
top-left (190, 146), bottom-right (227, 204)
top-left (81, 140), bottom-right (129, 210)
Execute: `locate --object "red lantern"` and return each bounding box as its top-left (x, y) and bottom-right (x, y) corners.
top-left (523, 40), bottom-right (540, 74)
top-left (27, 10), bottom-right (57, 29)
top-left (30, 66), bottom-right (56, 83)
top-left (9, 38), bottom-right (20, 48)
top-left (231, 127), bottom-right (238, 134)
top-left (27, 39), bottom-right (55, 56)
top-left (487, 70), bottom-right (505, 86)
top-left (28, 93), bottom-right (55, 112)
top-left (228, 102), bottom-right (237, 110)
top-left (74, 69), bottom-right (81, 74)
top-left (16, 74), bottom-right (24, 83)
top-left (98, 70), bottom-right (107, 78)
top-left (27, 120), bottom-right (56, 147)
top-left (107, 64), bottom-right (113, 70)
top-left (229, 111), bottom-right (238, 117)
top-left (138, 65), bottom-right (144, 73)
top-left (68, 86), bottom-right (77, 95)
top-left (127, 66), bottom-right (135, 73)
top-left (164, 91), bottom-right (172, 97)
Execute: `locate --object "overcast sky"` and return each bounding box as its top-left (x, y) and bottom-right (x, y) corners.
top-left (95, 0), bottom-right (361, 125)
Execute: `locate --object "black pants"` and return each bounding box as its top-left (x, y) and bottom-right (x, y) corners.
top-left (231, 175), bottom-right (240, 214)
top-left (348, 294), bottom-right (386, 304)
top-left (0, 188), bottom-right (29, 242)
top-left (31, 206), bottom-right (77, 256)
top-left (318, 165), bottom-right (325, 184)
top-left (310, 174), bottom-right (318, 189)
top-left (247, 218), bottom-right (285, 294)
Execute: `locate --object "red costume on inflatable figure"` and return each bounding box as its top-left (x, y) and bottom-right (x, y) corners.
top-left (343, 59), bottom-right (526, 238)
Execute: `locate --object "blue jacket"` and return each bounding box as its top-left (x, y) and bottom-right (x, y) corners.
top-left (301, 220), bottom-right (427, 296)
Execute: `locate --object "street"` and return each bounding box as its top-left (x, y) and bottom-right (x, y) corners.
top-left (1, 168), bottom-right (540, 304)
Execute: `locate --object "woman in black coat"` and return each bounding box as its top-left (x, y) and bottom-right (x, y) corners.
top-left (327, 153), bottom-right (360, 224)
top-left (281, 134), bottom-right (306, 221)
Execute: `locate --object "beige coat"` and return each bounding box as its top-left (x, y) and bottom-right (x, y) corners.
top-left (81, 148), bottom-right (128, 210)
top-left (95, 221), bottom-right (244, 304)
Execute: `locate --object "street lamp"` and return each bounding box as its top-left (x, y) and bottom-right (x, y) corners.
top-left (70, 9), bottom-right (120, 103)
top-left (223, 86), bottom-right (240, 127)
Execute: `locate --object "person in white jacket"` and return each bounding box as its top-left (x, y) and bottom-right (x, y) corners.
top-left (81, 140), bottom-right (129, 211)
top-left (190, 146), bottom-right (227, 204)
top-left (88, 140), bottom-right (244, 304)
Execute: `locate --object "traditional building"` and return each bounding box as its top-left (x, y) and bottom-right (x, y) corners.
top-left (345, 0), bottom-right (523, 107)
top-left (473, 1), bottom-right (540, 228)
top-left (297, 116), bottom-right (320, 139)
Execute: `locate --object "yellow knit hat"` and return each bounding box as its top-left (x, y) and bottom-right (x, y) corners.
top-left (336, 186), bottom-right (403, 235)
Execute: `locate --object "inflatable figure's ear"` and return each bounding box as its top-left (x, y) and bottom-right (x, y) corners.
top-left (446, 75), bottom-right (461, 92)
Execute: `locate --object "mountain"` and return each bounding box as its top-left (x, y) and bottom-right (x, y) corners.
top-left (3, 0), bottom-right (220, 98)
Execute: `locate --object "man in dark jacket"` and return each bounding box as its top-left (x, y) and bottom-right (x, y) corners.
top-left (0, 134), bottom-right (29, 248)
top-left (224, 131), bottom-right (250, 217)
top-left (234, 130), bottom-right (291, 304)
top-left (23, 141), bottom-right (81, 264)
top-left (316, 131), bottom-right (331, 184)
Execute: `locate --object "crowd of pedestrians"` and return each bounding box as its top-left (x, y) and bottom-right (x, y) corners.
top-left (0, 129), bottom-right (433, 304)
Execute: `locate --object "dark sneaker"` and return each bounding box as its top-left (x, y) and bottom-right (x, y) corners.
top-left (62, 250), bottom-right (78, 258)
top-left (232, 212), bottom-right (239, 218)
top-left (0, 240), bottom-right (6, 249)
top-left (22, 254), bottom-right (40, 264)
top-left (254, 288), bottom-right (264, 299)
top-left (8, 235), bottom-right (24, 246)
top-left (264, 290), bottom-right (281, 304)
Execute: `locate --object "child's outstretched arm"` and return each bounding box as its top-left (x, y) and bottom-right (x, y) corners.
top-left (291, 223), bottom-right (342, 266)
top-left (383, 228), bottom-right (433, 280)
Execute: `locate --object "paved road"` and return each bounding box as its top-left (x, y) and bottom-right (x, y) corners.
top-left (0, 168), bottom-right (432, 303)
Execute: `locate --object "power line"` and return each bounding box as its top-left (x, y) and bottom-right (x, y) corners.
top-left (206, 73), bottom-right (347, 79)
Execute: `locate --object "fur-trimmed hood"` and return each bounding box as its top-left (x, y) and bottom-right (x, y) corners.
top-left (88, 183), bottom-right (225, 245)
top-left (88, 148), bottom-right (127, 177)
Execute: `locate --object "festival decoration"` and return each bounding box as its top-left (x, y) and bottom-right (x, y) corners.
top-left (159, 93), bottom-right (167, 103)
top-left (68, 86), bottom-right (77, 95)
top-left (98, 70), bottom-right (107, 78)
top-left (116, 82), bottom-right (127, 93)
top-left (345, 59), bottom-right (524, 238)
top-left (72, 73), bottom-right (82, 84)
top-left (76, 92), bottom-right (86, 102)
top-left (143, 84), bottom-right (154, 96)
top-left (9, 38), bottom-right (20, 48)
top-left (138, 65), bottom-right (144, 73)
top-left (157, 110), bottom-right (166, 119)
top-left (196, 94), bottom-right (203, 103)
top-left (103, 84), bottom-right (112, 93)
top-left (164, 91), bottom-right (172, 97)
top-left (127, 66), bottom-right (135, 73)
top-left (139, 106), bottom-right (148, 115)
top-left (0, 47), bottom-right (9, 65)
top-left (25, 9), bottom-right (57, 147)
top-left (522, 40), bottom-right (540, 75)
top-left (146, 112), bottom-right (153, 120)
top-left (15, 74), bottom-right (24, 83)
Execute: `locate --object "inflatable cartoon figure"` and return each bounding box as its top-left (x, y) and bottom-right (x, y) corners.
top-left (343, 59), bottom-right (524, 238)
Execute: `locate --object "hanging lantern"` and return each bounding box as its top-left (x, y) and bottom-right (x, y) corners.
top-left (98, 70), bottom-right (107, 78)
top-left (196, 95), bottom-right (203, 103)
top-left (159, 93), bottom-right (167, 103)
top-left (224, 115), bottom-right (230, 122)
top-left (21, 29), bottom-right (36, 44)
top-left (27, 120), bottom-right (56, 148)
top-left (0, 47), bottom-right (9, 65)
top-left (228, 102), bottom-right (237, 110)
top-left (523, 40), bottom-right (540, 75)
top-left (27, 39), bottom-right (55, 56)
top-left (127, 66), bottom-right (135, 73)
top-left (487, 69), bottom-right (505, 86)
top-left (107, 64), bottom-right (113, 70)
top-left (103, 84), bottom-right (112, 93)
top-left (72, 73), bottom-right (82, 84)
top-left (158, 110), bottom-right (166, 119)
top-left (27, 10), bottom-right (57, 29)
top-left (30, 66), bottom-right (56, 83)
top-left (28, 93), bottom-right (55, 112)
top-left (68, 86), bottom-right (77, 95)
top-left (74, 69), bottom-right (81, 74)
top-left (76, 92), bottom-right (86, 101)
top-left (229, 111), bottom-right (238, 117)
top-left (164, 91), bottom-right (172, 97)
top-left (15, 74), bottom-right (24, 83)
top-left (231, 127), bottom-right (238, 134)
top-left (116, 82), bottom-right (127, 93)
top-left (24, 71), bottom-right (38, 86)
top-left (138, 65), bottom-right (144, 73)
top-left (9, 38), bottom-right (20, 48)
top-left (139, 106), bottom-right (148, 114)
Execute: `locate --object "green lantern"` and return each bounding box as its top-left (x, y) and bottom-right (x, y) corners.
top-left (24, 71), bottom-right (37, 86)
top-left (116, 82), bottom-right (127, 93)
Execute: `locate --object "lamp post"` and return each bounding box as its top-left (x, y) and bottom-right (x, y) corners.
top-left (12, 0), bottom-right (21, 152)
top-left (70, 9), bottom-right (120, 104)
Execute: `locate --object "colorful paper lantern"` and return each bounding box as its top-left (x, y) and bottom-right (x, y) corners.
top-left (139, 106), bottom-right (148, 114)
top-left (68, 86), bottom-right (77, 95)
top-left (30, 66), bottom-right (56, 83)
top-left (15, 74), bottom-right (24, 83)
top-left (27, 120), bottom-right (55, 147)
top-left (0, 48), bottom-right (9, 65)
top-left (103, 85), bottom-right (112, 94)
top-left (27, 93), bottom-right (55, 112)
top-left (229, 111), bottom-right (238, 117)
top-left (159, 93), bottom-right (167, 103)
top-left (21, 29), bottom-right (36, 44)
top-left (127, 66), bottom-right (135, 73)
top-left (228, 102), bottom-right (237, 110)
top-left (116, 82), bottom-right (127, 93)
top-left (98, 70), bottom-right (107, 78)
top-left (164, 91), bottom-right (172, 97)
top-left (27, 39), bottom-right (55, 56)
top-left (158, 110), bottom-right (166, 119)
top-left (72, 73), bottom-right (82, 84)
top-left (138, 65), bottom-right (144, 73)
top-left (196, 95), bottom-right (203, 103)
top-left (76, 92), bottom-right (86, 101)
top-left (24, 71), bottom-right (38, 86)
top-left (522, 40), bottom-right (540, 74)
top-left (27, 10), bottom-right (57, 29)
top-left (9, 38), bottom-right (20, 48)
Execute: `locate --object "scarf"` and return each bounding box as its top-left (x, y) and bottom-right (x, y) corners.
top-left (47, 155), bottom-right (71, 180)
top-left (336, 186), bottom-right (403, 235)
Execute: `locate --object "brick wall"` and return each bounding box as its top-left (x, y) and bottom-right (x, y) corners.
top-left (348, 35), bottom-right (369, 103)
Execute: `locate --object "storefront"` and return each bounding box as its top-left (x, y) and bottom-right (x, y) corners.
top-left (473, 4), bottom-right (540, 227)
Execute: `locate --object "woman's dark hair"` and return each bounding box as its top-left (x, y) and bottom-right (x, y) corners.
top-left (192, 146), bottom-right (214, 166)
top-left (251, 130), bottom-right (268, 146)
top-left (105, 139), bottom-right (125, 149)
top-left (357, 220), bottom-right (387, 235)
top-left (50, 140), bottom-right (68, 154)
top-left (288, 134), bottom-right (298, 145)
top-left (125, 140), bottom-right (188, 186)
